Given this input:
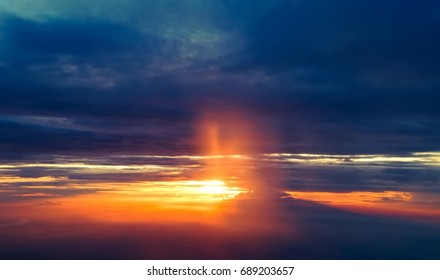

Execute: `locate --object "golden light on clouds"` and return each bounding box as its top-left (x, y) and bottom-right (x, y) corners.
top-left (287, 190), bottom-right (440, 220)
top-left (287, 191), bottom-right (412, 205)
top-left (264, 152), bottom-right (440, 167)
top-left (0, 176), bottom-right (65, 183)
top-left (0, 163), bottom-right (183, 173)
top-left (87, 179), bottom-right (247, 202)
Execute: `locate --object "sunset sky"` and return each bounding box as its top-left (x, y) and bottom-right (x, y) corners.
top-left (1, 0), bottom-right (440, 259)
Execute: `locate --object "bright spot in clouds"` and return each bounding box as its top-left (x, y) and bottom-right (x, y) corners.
top-left (196, 180), bottom-right (242, 197)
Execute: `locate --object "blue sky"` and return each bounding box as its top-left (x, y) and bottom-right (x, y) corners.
top-left (0, 0), bottom-right (440, 259)
top-left (0, 0), bottom-right (439, 155)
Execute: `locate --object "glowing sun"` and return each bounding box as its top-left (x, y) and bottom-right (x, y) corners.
top-left (196, 180), bottom-right (243, 198)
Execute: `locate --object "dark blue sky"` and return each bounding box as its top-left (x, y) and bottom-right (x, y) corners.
top-left (0, 0), bottom-right (439, 155)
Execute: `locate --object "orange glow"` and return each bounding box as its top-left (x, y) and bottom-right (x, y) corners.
top-left (3, 179), bottom-right (246, 225)
top-left (0, 182), bottom-right (252, 227)
top-left (0, 107), bottom-right (291, 238)
top-left (195, 106), bottom-right (278, 195)
top-left (59, 179), bottom-right (247, 202)
top-left (196, 109), bottom-right (256, 186)
top-left (287, 191), bottom-right (412, 205)
top-left (55, 193), bottom-right (238, 224)
top-left (18, 193), bottom-right (60, 197)
top-left (287, 191), bottom-right (440, 221)
top-left (0, 196), bottom-right (226, 226)
top-left (0, 175), bottom-right (65, 183)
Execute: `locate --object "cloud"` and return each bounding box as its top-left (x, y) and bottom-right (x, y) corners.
top-left (225, 0), bottom-right (440, 83)
top-left (2, 17), bottom-right (144, 56)
top-left (0, 1), bottom-right (438, 170)
top-left (0, 1), bottom-right (439, 260)
top-left (0, 152), bottom-right (439, 201)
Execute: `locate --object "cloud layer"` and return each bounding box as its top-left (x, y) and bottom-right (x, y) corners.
top-left (0, 0), bottom-right (439, 156)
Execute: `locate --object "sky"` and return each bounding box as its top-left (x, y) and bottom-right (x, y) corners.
top-left (0, 0), bottom-right (440, 259)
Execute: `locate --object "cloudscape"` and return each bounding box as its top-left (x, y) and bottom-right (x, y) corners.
top-left (0, 0), bottom-right (440, 259)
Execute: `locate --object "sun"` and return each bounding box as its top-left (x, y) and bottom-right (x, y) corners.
top-left (196, 180), bottom-right (243, 198)
top-left (198, 180), bottom-right (229, 194)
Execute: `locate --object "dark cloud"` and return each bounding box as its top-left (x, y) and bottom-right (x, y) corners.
top-left (2, 17), bottom-right (145, 57)
top-left (212, 0), bottom-right (440, 154)
top-left (225, 0), bottom-right (440, 82)
top-left (282, 165), bottom-right (440, 193)
top-left (0, 118), bottom-right (193, 155)
top-left (0, 16), bottom-right (160, 89)
top-left (0, 1), bottom-right (439, 154)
